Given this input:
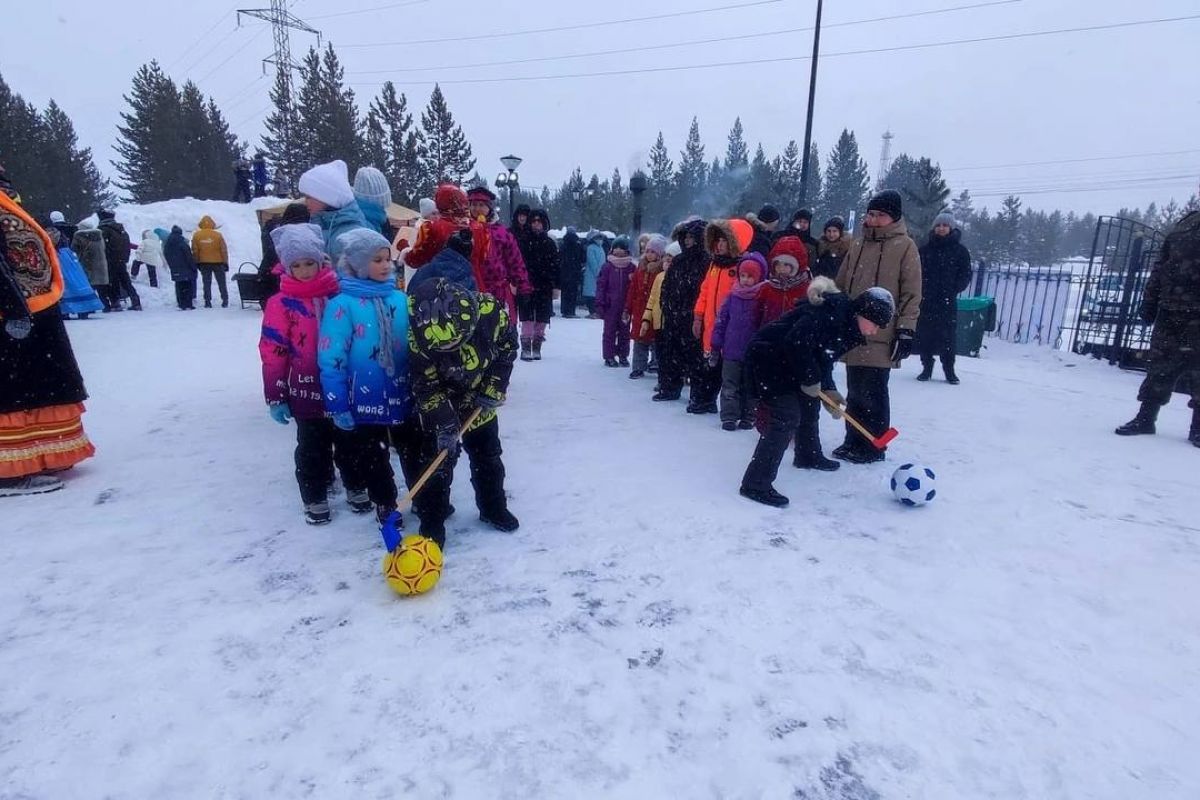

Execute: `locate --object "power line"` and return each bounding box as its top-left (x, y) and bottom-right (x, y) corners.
top-left (166, 9), bottom-right (237, 73)
top-left (306, 0), bottom-right (429, 21)
top-left (339, 0), bottom-right (783, 48)
top-left (944, 149), bottom-right (1200, 172)
top-left (348, 0), bottom-right (1018, 74)
top-left (970, 175), bottom-right (1197, 198)
top-left (233, 104), bottom-right (273, 128)
top-left (194, 26), bottom-right (270, 86)
top-left (348, 13), bottom-right (1200, 86)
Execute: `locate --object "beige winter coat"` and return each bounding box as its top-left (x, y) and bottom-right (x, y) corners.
top-left (835, 219), bottom-right (923, 368)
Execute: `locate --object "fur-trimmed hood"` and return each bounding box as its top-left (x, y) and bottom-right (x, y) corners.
top-left (705, 219), bottom-right (753, 260)
top-left (806, 275), bottom-right (841, 305)
top-left (672, 217), bottom-right (707, 248)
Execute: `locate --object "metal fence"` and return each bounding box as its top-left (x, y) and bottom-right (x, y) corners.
top-left (962, 216), bottom-right (1165, 369)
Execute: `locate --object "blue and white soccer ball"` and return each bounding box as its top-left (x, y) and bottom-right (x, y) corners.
top-left (890, 463), bottom-right (937, 507)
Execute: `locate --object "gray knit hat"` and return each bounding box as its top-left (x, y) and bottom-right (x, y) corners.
top-left (933, 211), bottom-right (956, 229)
top-left (337, 228), bottom-right (393, 279)
top-left (271, 223), bottom-right (327, 274)
top-left (353, 166), bottom-right (392, 209)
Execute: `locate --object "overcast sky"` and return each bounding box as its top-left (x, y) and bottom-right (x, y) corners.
top-left (8, 0), bottom-right (1199, 216)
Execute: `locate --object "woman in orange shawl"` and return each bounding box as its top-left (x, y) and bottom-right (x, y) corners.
top-left (0, 173), bottom-right (95, 496)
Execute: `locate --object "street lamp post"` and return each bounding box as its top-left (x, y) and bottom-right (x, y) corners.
top-left (572, 186), bottom-right (595, 228)
top-left (495, 154), bottom-right (522, 223)
top-left (798, 0), bottom-right (823, 207)
top-left (629, 171), bottom-right (648, 238)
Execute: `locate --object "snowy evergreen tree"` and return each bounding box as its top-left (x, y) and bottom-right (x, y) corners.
top-left (724, 117), bottom-right (749, 171)
top-left (739, 144), bottom-right (773, 214)
top-left (773, 140), bottom-right (803, 215)
top-left (418, 84), bottom-right (476, 189)
top-left (113, 62), bottom-right (183, 202)
top-left (950, 189), bottom-right (974, 225)
top-left (294, 44), bottom-right (364, 170)
top-left (800, 141), bottom-right (822, 215)
top-left (995, 195), bottom-right (1024, 264)
top-left (646, 131), bottom-right (675, 230)
top-left (365, 81), bottom-right (422, 205)
top-left (901, 157), bottom-right (950, 236)
top-left (261, 64), bottom-right (305, 189)
top-left (676, 117), bottom-right (707, 211)
top-left (821, 130), bottom-right (870, 222)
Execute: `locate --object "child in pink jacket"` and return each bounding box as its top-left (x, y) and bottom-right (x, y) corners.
top-left (259, 223), bottom-right (365, 525)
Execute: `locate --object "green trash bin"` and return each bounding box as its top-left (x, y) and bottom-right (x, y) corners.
top-left (955, 296), bottom-right (995, 358)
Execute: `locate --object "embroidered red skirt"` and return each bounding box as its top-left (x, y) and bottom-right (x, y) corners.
top-left (0, 402), bottom-right (95, 478)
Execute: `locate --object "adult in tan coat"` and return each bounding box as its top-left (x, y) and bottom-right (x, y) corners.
top-left (191, 215), bottom-right (229, 308)
top-left (834, 190), bottom-right (922, 463)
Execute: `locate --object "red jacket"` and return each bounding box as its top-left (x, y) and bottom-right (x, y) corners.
top-left (626, 266), bottom-right (661, 342)
top-left (756, 273), bottom-right (812, 326)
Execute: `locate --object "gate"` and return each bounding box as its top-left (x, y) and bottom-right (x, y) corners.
top-left (967, 262), bottom-right (1076, 346)
top-left (1062, 216), bottom-right (1164, 369)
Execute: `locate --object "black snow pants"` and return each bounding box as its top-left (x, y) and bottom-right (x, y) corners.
top-left (842, 366), bottom-right (891, 451)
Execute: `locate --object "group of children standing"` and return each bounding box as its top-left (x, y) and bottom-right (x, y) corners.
top-left (258, 189), bottom-right (520, 549)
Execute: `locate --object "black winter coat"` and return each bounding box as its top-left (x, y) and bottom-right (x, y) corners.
top-left (745, 288), bottom-right (864, 399)
top-left (559, 232), bottom-right (587, 289)
top-left (98, 218), bottom-right (131, 271)
top-left (521, 232), bottom-right (559, 296)
top-left (914, 229), bottom-right (973, 356)
top-left (660, 227), bottom-right (708, 330)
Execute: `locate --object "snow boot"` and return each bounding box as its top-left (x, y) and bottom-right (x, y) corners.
top-left (604, 358), bottom-right (618, 368)
top-left (795, 452), bottom-right (841, 471)
top-left (687, 401), bottom-right (718, 415)
top-left (740, 484), bottom-right (790, 508)
top-left (520, 338), bottom-right (535, 362)
top-left (304, 502), bottom-right (332, 526)
top-left (722, 420), bottom-right (738, 432)
top-left (0, 474), bottom-right (65, 497)
top-left (842, 445), bottom-right (885, 464)
top-left (629, 370), bottom-right (645, 379)
top-left (618, 356), bottom-right (630, 368)
top-left (944, 364), bottom-right (960, 385)
top-left (737, 420), bottom-right (755, 430)
top-left (917, 362), bottom-right (933, 382)
top-left (832, 442), bottom-right (853, 460)
top-left (346, 488), bottom-right (373, 514)
top-left (653, 390), bottom-right (681, 402)
top-left (1190, 408), bottom-right (1200, 448)
top-left (480, 507), bottom-right (520, 532)
top-left (533, 337), bottom-right (544, 361)
top-left (1114, 402), bottom-right (1158, 436)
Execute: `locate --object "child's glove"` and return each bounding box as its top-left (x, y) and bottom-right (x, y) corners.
top-left (477, 385), bottom-right (505, 409)
top-left (331, 411), bottom-right (356, 431)
top-left (268, 404), bottom-right (292, 425)
top-left (890, 330), bottom-right (915, 363)
top-left (435, 427), bottom-right (459, 453)
top-left (820, 389), bottom-right (845, 419)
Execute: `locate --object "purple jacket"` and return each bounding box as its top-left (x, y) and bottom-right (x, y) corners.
top-left (259, 266), bottom-right (340, 419)
top-left (595, 257), bottom-right (635, 322)
top-left (711, 285), bottom-right (763, 362)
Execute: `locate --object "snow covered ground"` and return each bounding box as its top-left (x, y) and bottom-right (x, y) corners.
top-left (3, 282), bottom-right (1199, 799)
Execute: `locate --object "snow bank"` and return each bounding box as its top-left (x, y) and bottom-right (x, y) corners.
top-left (81, 197), bottom-right (283, 272)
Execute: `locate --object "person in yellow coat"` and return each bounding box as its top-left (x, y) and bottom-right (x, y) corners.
top-left (0, 178), bottom-right (95, 496)
top-left (191, 215), bottom-right (230, 308)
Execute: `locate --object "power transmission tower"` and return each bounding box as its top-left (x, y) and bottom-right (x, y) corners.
top-left (237, 0), bottom-right (319, 181)
top-left (876, 130), bottom-right (894, 189)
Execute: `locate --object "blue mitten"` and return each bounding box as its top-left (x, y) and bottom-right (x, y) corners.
top-left (268, 404), bottom-right (292, 425)
top-left (331, 411), bottom-right (356, 431)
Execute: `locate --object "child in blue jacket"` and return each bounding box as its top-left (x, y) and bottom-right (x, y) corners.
top-left (318, 228), bottom-right (411, 523)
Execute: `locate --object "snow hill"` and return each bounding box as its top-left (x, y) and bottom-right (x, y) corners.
top-left (2, 200), bottom-right (1198, 797)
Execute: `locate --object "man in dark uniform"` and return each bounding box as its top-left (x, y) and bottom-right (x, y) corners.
top-left (1115, 209), bottom-right (1200, 447)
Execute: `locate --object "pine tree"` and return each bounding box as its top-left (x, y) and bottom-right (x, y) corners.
top-left (295, 44), bottom-right (363, 169)
top-left (646, 131), bottom-right (675, 229)
top-left (950, 189), bottom-right (974, 225)
top-left (418, 84), bottom-right (476, 189)
top-left (0, 74), bottom-right (48, 208)
top-left (800, 141), bottom-right (822, 215)
top-left (740, 143), bottom-right (773, 213)
top-left (676, 117), bottom-right (707, 209)
top-left (773, 140), bottom-right (802, 214)
top-left (261, 63), bottom-right (305, 188)
top-left (995, 195), bottom-right (1023, 263)
top-left (365, 81), bottom-right (422, 205)
top-left (821, 129), bottom-right (870, 222)
top-left (901, 157), bottom-right (950, 236)
top-left (114, 61), bottom-right (183, 202)
top-left (205, 97), bottom-right (242, 197)
top-left (724, 117), bottom-right (749, 170)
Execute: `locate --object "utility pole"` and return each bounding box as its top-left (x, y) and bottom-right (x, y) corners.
top-left (798, 0), bottom-right (823, 208)
top-left (237, 0), bottom-right (319, 187)
top-left (877, 130), bottom-right (894, 189)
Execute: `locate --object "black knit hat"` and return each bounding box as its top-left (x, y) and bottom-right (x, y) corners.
top-left (823, 216), bottom-right (846, 233)
top-left (851, 287), bottom-right (896, 328)
top-left (757, 204), bottom-right (781, 224)
top-left (867, 190), bottom-right (903, 221)
top-left (792, 208), bottom-right (813, 223)
top-left (446, 227), bottom-right (475, 259)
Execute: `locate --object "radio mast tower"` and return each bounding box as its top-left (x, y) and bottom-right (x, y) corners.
top-left (237, 0), bottom-right (319, 183)
top-left (876, 130), bottom-right (894, 189)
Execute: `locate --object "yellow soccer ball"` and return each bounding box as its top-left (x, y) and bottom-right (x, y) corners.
top-left (381, 534), bottom-right (443, 596)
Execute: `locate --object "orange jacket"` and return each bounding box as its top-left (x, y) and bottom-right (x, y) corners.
top-left (692, 219), bottom-right (752, 352)
top-left (191, 216), bottom-right (228, 265)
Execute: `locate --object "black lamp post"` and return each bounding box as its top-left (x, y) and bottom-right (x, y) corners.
top-left (495, 154), bottom-right (522, 222)
top-left (629, 171), bottom-right (648, 237)
top-left (572, 185), bottom-right (595, 228)
top-left (798, 0), bottom-right (823, 206)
